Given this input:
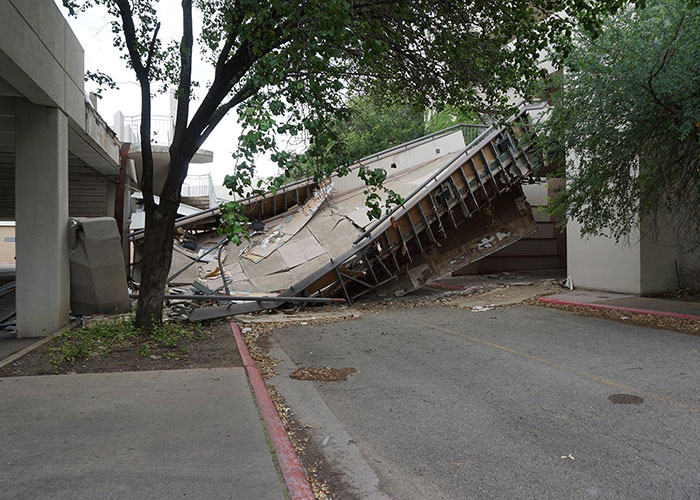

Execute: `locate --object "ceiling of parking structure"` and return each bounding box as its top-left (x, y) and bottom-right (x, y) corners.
top-left (0, 95), bottom-right (120, 180)
top-left (0, 75), bottom-right (21, 98)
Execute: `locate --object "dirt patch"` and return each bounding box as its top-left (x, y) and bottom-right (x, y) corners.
top-left (0, 321), bottom-right (241, 377)
top-left (609, 393), bottom-right (644, 405)
top-left (533, 300), bottom-right (700, 337)
top-left (290, 366), bottom-right (357, 382)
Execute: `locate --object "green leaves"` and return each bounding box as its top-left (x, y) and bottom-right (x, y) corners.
top-left (68, 0), bottom-right (630, 248)
top-left (218, 200), bottom-right (251, 245)
top-left (84, 69), bottom-right (118, 98)
top-left (537, 0), bottom-right (700, 249)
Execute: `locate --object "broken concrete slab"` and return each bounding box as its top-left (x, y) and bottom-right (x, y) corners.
top-left (447, 283), bottom-right (560, 310)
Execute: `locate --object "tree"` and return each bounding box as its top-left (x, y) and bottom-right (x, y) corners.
top-left (333, 95), bottom-right (427, 164)
top-left (426, 105), bottom-right (478, 134)
top-left (63, 0), bottom-right (621, 332)
top-left (537, 0), bottom-right (700, 249)
top-left (285, 94), bottom-right (427, 181)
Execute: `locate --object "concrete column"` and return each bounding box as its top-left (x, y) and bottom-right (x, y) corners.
top-left (15, 99), bottom-right (69, 337)
top-left (106, 179), bottom-right (116, 218)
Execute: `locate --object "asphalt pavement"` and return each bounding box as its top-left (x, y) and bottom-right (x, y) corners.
top-left (269, 304), bottom-right (700, 500)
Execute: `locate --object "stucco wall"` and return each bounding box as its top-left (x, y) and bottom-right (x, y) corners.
top-left (566, 220), bottom-right (642, 294)
top-left (639, 215), bottom-right (700, 293)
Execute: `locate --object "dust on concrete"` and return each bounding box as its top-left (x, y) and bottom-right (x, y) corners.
top-left (237, 307), bottom-right (363, 326)
top-left (445, 283), bottom-right (560, 311)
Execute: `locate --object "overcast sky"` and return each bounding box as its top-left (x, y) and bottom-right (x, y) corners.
top-left (54, 0), bottom-right (279, 185)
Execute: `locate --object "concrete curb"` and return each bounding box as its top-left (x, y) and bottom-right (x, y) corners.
top-left (230, 321), bottom-right (315, 500)
top-left (537, 297), bottom-right (700, 321)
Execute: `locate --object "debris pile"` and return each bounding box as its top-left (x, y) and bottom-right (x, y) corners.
top-left (129, 101), bottom-right (549, 321)
top-left (290, 367), bottom-right (358, 382)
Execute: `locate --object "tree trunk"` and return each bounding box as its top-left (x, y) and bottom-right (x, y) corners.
top-left (134, 185), bottom-right (182, 334)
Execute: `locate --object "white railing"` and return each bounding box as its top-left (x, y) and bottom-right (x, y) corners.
top-left (181, 174), bottom-right (216, 208)
top-left (117, 114), bottom-right (174, 146)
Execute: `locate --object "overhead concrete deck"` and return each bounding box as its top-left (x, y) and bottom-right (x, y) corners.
top-left (0, 0), bottom-right (122, 337)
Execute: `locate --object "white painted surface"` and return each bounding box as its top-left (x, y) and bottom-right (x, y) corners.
top-left (565, 152), bottom-right (642, 294)
top-left (15, 100), bottom-right (70, 337)
top-left (521, 182), bottom-right (549, 207)
top-left (566, 153), bottom-right (700, 294)
top-left (566, 219), bottom-right (642, 294)
top-left (332, 130), bottom-right (466, 194)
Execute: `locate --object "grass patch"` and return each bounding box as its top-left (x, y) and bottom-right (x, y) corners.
top-left (48, 315), bottom-right (206, 372)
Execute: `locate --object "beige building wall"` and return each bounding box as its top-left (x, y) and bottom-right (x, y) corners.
top-left (639, 215), bottom-right (700, 293)
top-left (566, 154), bottom-right (700, 294)
top-left (567, 220), bottom-right (642, 294)
top-left (0, 223), bottom-right (15, 263)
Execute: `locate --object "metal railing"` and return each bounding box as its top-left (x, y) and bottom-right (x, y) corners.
top-left (122, 114), bottom-right (174, 145)
top-left (352, 100), bottom-right (547, 245)
top-left (351, 123), bottom-right (487, 167)
top-left (181, 174), bottom-right (212, 197)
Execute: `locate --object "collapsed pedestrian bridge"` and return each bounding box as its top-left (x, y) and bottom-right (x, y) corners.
top-left (129, 101), bottom-right (548, 320)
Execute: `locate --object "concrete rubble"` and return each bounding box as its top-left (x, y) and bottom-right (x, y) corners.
top-left (128, 101), bottom-right (550, 321)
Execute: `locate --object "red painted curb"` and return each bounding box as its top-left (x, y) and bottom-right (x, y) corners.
top-left (537, 297), bottom-right (700, 321)
top-left (230, 322), bottom-right (315, 500)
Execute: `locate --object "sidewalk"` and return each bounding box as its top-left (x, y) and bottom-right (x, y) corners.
top-left (540, 290), bottom-right (700, 319)
top-left (0, 367), bottom-right (287, 499)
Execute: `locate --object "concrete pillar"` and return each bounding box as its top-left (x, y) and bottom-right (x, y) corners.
top-left (15, 100), bottom-right (70, 337)
top-left (106, 179), bottom-right (116, 218)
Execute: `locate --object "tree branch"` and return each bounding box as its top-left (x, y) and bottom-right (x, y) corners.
top-left (194, 81), bottom-right (257, 151)
top-left (114, 0), bottom-right (147, 80)
top-left (172, 0), bottom-right (193, 148)
top-left (145, 22), bottom-right (161, 75)
top-left (645, 12), bottom-right (685, 118)
top-left (114, 0), bottom-right (159, 212)
top-left (216, 3), bottom-right (245, 77)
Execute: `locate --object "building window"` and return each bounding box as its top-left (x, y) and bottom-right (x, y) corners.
top-left (3, 236), bottom-right (15, 243)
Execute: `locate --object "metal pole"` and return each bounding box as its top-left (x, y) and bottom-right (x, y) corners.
top-left (128, 294), bottom-right (345, 304)
top-left (217, 243), bottom-right (230, 296)
top-left (114, 143), bottom-right (131, 240)
top-left (166, 237), bottom-right (228, 283)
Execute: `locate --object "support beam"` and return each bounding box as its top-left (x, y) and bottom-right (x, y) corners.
top-left (15, 100), bottom-right (69, 337)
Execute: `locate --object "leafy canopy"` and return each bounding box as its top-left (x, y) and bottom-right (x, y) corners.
top-left (284, 94), bottom-right (426, 178)
top-left (64, 0), bottom-right (625, 243)
top-left (537, 0), bottom-right (700, 248)
top-left (426, 105), bottom-right (479, 135)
